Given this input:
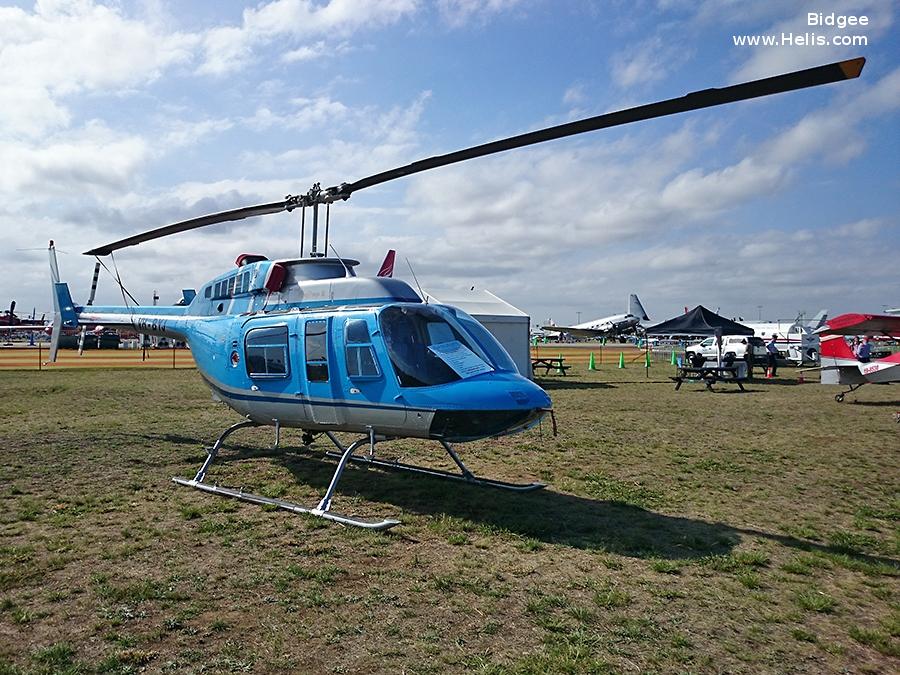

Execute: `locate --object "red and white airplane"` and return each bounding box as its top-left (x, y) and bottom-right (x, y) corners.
top-left (817, 313), bottom-right (900, 402)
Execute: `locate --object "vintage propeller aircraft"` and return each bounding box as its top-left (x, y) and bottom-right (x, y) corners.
top-left (50, 57), bottom-right (865, 530)
top-left (817, 312), bottom-right (900, 402)
top-left (541, 294), bottom-right (649, 340)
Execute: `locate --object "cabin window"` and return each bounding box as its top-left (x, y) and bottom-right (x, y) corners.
top-left (227, 276), bottom-right (236, 297)
top-left (239, 272), bottom-right (250, 294)
top-left (305, 320), bottom-right (329, 382)
top-left (345, 319), bottom-right (380, 378)
top-left (245, 326), bottom-right (289, 378)
top-left (204, 286), bottom-right (211, 299)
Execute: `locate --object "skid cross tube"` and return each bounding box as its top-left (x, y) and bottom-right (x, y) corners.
top-left (322, 433), bottom-right (545, 492)
top-left (172, 420), bottom-right (400, 531)
top-left (195, 419), bottom-right (259, 482)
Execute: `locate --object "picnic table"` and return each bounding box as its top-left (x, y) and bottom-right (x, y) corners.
top-left (532, 356), bottom-right (570, 376)
top-left (671, 365), bottom-right (745, 391)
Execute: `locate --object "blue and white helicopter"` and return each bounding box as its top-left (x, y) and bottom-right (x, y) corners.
top-left (50, 57), bottom-right (864, 530)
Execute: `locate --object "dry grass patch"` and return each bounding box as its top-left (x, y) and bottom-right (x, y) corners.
top-left (0, 366), bottom-right (898, 673)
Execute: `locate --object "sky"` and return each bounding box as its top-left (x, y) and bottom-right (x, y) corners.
top-left (1, 0), bottom-right (898, 327)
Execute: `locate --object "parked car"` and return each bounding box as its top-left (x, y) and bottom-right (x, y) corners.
top-left (684, 335), bottom-right (767, 365)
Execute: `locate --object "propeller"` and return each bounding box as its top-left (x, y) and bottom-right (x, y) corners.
top-left (85, 57), bottom-right (865, 257)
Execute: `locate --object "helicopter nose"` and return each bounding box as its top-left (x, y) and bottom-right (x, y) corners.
top-left (427, 373), bottom-right (551, 442)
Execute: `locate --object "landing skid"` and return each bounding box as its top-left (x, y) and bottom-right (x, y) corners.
top-left (322, 432), bottom-right (546, 492)
top-left (170, 478), bottom-right (399, 530)
top-left (172, 421), bottom-right (545, 531)
top-left (172, 419), bottom-right (400, 531)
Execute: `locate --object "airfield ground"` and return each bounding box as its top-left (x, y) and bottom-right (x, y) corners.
top-left (0, 365), bottom-right (897, 673)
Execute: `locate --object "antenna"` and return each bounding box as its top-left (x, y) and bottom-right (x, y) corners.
top-left (329, 245), bottom-right (351, 277)
top-left (405, 257), bottom-right (426, 302)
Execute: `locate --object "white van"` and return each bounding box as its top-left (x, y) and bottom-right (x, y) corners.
top-left (684, 335), bottom-right (766, 364)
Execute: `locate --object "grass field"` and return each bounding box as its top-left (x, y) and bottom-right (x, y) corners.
top-left (0, 365), bottom-right (897, 673)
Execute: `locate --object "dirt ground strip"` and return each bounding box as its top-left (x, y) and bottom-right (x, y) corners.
top-left (0, 366), bottom-right (897, 674)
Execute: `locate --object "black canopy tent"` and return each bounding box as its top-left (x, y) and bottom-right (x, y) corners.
top-left (645, 306), bottom-right (754, 370)
top-left (643, 305), bottom-right (754, 337)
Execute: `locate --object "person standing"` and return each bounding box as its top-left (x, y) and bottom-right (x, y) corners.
top-left (765, 334), bottom-right (779, 377)
top-left (856, 336), bottom-right (872, 363)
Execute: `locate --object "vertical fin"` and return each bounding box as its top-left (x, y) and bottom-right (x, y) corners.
top-left (377, 250), bottom-right (396, 278)
top-left (820, 334), bottom-right (854, 359)
top-left (629, 294), bottom-right (649, 321)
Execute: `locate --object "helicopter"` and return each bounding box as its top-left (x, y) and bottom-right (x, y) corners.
top-left (50, 57), bottom-right (865, 530)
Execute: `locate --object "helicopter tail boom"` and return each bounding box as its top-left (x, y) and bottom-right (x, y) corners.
top-left (50, 280), bottom-right (191, 346)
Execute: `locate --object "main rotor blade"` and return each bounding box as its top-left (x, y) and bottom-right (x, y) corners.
top-left (332, 57), bottom-right (864, 198)
top-left (83, 57), bottom-right (863, 256)
top-left (83, 200), bottom-right (292, 256)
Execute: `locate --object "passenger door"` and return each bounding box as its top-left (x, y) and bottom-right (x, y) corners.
top-left (341, 317), bottom-right (406, 430)
top-left (301, 318), bottom-right (340, 425)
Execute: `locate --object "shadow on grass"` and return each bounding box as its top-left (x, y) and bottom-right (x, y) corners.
top-left (178, 440), bottom-right (900, 570)
top-left (536, 380), bottom-right (615, 390)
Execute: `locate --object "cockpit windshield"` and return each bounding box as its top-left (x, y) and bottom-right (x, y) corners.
top-left (446, 307), bottom-right (519, 374)
top-left (379, 305), bottom-right (495, 387)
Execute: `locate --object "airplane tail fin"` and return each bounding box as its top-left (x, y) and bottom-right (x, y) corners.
top-left (377, 250), bottom-right (396, 278)
top-left (810, 309), bottom-right (828, 329)
top-left (49, 241), bottom-right (78, 363)
top-left (629, 294), bottom-right (649, 321)
top-left (820, 334), bottom-right (855, 360)
top-left (49, 282), bottom-right (78, 363)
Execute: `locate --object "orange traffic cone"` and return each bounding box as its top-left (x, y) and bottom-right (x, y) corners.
top-left (765, 367), bottom-right (772, 379)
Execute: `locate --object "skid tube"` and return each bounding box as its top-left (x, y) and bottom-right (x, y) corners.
top-left (320, 431), bottom-right (546, 493)
top-left (172, 419), bottom-right (401, 531)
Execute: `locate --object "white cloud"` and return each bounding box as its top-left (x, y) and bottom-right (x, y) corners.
top-left (0, 124), bottom-right (150, 197)
top-left (197, 0), bottom-right (419, 76)
top-left (161, 118), bottom-right (236, 150)
top-left (240, 91), bottom-right (431, 181)
top-left (611, 36), bottom-right (687, 89)
top-left (834, 217), bottom-right (882, 237)
top-left (0, 1), bottom-right (197, 138)
top-left (282, 40), bottom-right (327, 63)
top-left (244, 96), bottom-right (350, 132)
top-left (563, 85), bottom-right (585, 106)
top-left (437, 0), bottom-right (525, 28)
top-left (659, 158), bottom-right (785, 214)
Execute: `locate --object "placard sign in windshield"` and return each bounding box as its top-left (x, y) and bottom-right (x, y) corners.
top-left (428, 340), bottom-right (494, 378)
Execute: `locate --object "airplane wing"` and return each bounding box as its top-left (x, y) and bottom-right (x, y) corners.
top-left (0, 324), bottom-right (48, 332)
top-left (818, 313), bottom-right (900, 337)
top-left (540, 325), bottom-right (615, 338)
